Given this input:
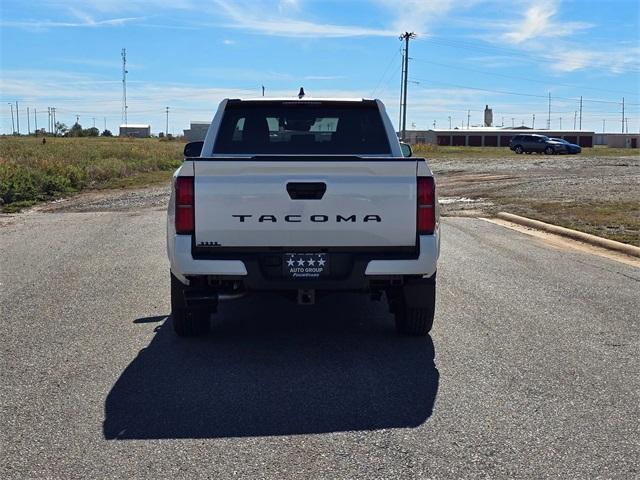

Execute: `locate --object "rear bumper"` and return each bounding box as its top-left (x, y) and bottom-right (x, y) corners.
top-left (168, 231), bottom-right (439, 288)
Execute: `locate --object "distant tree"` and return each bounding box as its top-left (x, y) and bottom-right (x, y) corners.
top-left (84, 127), bottom-right (100, 137)
top-left (55, 122), bottom-right (68, 136)
top-left (67, 122), bottom-right (84, 137)
top-left (101, 129), bottom-right (113, 137)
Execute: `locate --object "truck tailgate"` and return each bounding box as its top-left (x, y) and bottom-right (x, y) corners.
top-left (193, 159), bottom-right (418, 248)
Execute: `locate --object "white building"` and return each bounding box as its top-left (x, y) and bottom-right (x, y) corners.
top-left (119, 124), bottom-right (151, 138)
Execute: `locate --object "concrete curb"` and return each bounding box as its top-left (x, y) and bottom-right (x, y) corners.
top-left (496, 212), bottom-right (640, 259)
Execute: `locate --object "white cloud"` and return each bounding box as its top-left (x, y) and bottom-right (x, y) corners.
top-left (549, 46), bottom-right (640, 74)
top-left (278, 0), bottom-right (300, 12)
top-left (502, 0), bottom-right (591, 44)
top-left (211, 0), bottom-right (394, 37)
top-left (0, 16), bottom-right (139, 29)
top-left (375, 0), bottom-right (457, 35)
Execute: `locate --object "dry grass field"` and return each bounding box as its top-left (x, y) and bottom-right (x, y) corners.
top-left (0, 136), bottom-right (183, 212)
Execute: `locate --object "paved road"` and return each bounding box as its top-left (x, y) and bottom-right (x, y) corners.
top-left (1, 204), bottom-right (639, 479)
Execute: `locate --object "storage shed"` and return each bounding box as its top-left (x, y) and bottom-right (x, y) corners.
top-left (119, 124), bottom-right (151, 138)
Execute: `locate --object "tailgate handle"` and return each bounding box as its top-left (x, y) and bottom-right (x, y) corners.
top-left (286, 182), bottom-right (327, 200)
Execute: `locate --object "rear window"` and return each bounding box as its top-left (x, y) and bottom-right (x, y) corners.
top-left (213, 101), bottom-right (391, 155)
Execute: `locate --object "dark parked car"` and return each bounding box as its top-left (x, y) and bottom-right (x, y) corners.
top-left (509, 134), bottom-right (568, 154)
top-left (550, 138), bottom-right (581, 154)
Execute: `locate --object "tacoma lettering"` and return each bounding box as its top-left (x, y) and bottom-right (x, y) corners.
top-left (232, 214), bottom-right (382, 223)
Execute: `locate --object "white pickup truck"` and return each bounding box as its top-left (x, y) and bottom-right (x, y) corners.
top-left (167, 96), bottom-right (440, 336)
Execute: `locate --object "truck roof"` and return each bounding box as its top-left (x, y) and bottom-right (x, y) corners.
top-left (227, 97), bottom-right (374, 103)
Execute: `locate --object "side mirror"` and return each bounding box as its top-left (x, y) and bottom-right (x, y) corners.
top-left (400, 142), bottom-right (412, 157)
top-left (184, 141), bottom-right (204, 158)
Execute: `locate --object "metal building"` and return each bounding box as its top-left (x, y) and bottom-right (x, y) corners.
top-left (183, 121), bottom-right (210, 142)
top-left (594, 133), bottom-right (639, 148)
top-left (119, 124), bottom-right (151, 138)
top-left (403, 127), bottom-right (595, 148)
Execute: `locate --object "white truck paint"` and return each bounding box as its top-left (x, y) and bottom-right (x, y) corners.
top-left (166, 96), bottom-right (440, 337)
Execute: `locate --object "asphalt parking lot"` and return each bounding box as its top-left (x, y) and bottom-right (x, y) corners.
top-left (1, 197), bottom-right (639, 479)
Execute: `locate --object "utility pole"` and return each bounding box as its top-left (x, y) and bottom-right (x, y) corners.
top-left (52, 108), bottom-right (56, 134)
top-left (122, 48), bottom-right (128, 126)
top-left (15, 101), bottom-right (20, 134)
top-left (579, 96), bottom-right (583, 130)
top-left (602, 119), bottom-right (605, 133)
top-left (625, 117), bottom-right (629, 134)
top-left (8, 103), bottom-right (15, 134)
top-left (501, 116), bottom-right (504, 127)
top-left (547, 92), bottom-right (551, 129)
top-left (261, 85), bottom-right (265, 97)
top-left (621, 97), bottom-right (624, 133)
top-left (398, 48), bottom-right (404, 134)
top-left (467, 110), bottom-right (470, 129)
top-left (92, 117), bottom-right (96, 129)
top-left (399, 32), bottom-right (416, 140)
top-left (573, 111), bottom-right (577, 130)
top-left (532, 113), bottom-right (535, 128)
top-left (448, 116), bottom-right (452, 129)
top-left (433, 120), bottom-right (436, 129)
top-left (559, 117), bottom-right (562, 129)
top-left (104, 117), bottom-right (107, 131)
top-left (47, 107), bottom-right (50, 134)
top-left (165, 106), bottom-right (170, 135)
top-left (27, 107), bottom-right (30, 134)
top-left (34, 108), bottom-right (38, 135)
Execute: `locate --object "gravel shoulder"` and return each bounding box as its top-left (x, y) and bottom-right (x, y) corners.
top-left (429, 152), bottom-right (640, 246)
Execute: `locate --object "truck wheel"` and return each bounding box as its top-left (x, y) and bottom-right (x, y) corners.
top-left (514, 145), bottom-right (523, 154)
top-left (544, 146), bottom-right (554, 155)
top-left (391, 281), bottom-right (436, 336)
top-left (171, 273), bottom-right (210, 336)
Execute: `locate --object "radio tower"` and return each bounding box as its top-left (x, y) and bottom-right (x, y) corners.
top-left (121, 48), bottom-right (128, 126)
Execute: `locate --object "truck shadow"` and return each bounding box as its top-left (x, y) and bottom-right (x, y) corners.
top-left (103, 294), bottom-right (439, 439)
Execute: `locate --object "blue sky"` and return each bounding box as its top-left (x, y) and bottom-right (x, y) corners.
top-left (1, 0), bottom-right (639, 135)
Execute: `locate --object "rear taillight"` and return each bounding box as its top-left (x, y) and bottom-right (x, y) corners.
top-left (417, 177), bottom-right (436, 235)
top-left (175, 176), bottom-right (194, 235)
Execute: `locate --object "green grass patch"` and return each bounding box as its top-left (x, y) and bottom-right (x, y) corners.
top-left (497, 200), bottom-right (640, 246)
top-left (0, 136), bottom-right (183, 211)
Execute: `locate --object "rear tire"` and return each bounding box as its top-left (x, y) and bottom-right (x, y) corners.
top-left (514, 145), bottom-right (523, 154)
top-left (391, 281), bottom-right (436, 336)
top-left (171, 273), bottom-right (210, 336)
top-left (544, 146), bottom-right (554, 155)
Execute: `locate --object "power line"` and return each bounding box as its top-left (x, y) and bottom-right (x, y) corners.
top-left (370, 47), bottom-right (401, 98)
top-left (410, 56), bottom-right (640, 97)
top-left (409, 76), bottom-right (639, 106)
top-left (418, 37), bottom-right (640, 74)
